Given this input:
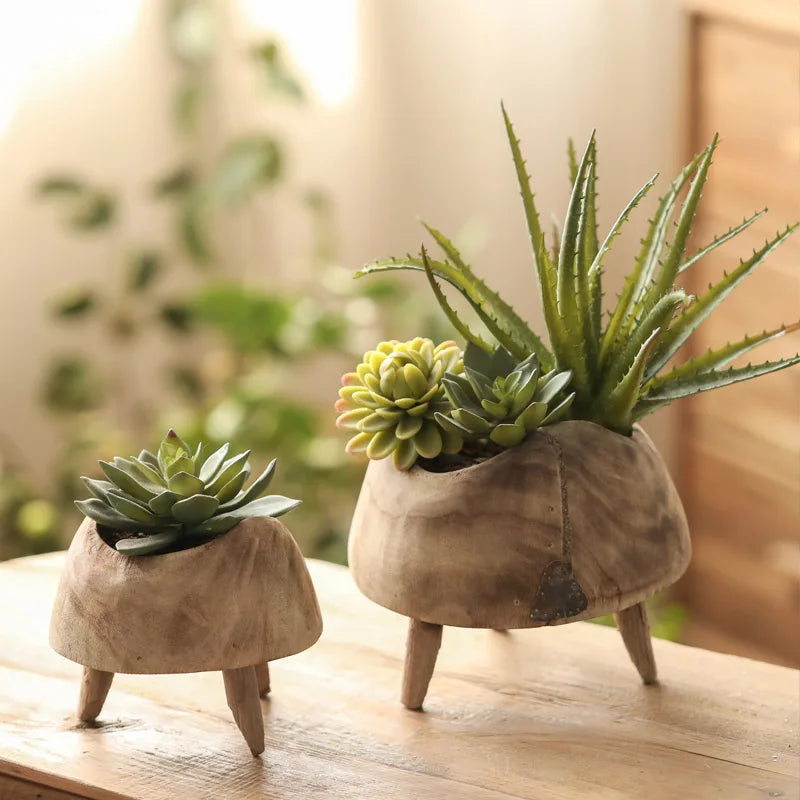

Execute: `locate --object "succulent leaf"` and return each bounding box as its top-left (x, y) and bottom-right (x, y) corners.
top-left (75, 431), bottom-right (297, 556)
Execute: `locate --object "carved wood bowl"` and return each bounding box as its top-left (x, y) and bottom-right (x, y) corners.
top-left (348, 420), bottom-right (691, 708)
top-left (49, 516), bottom-right (322, 754)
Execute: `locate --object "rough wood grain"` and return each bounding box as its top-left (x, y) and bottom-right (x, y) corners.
top-left (77, 667), bottom-right (114, 722)
top-left (349, 421), bottom-right (691, 629)
top-left (222, 667), bottom-right (264, 756)
top-left (1, 554), bottom-right (797, 800)
top-left (254, 662), bottom-right (270, 697)
top-left (49, 517), bottom-right (323, 673)
top-left (401, 620), bottom-right (442, 710)
top-left (615, 602), bottom-right (657, 685)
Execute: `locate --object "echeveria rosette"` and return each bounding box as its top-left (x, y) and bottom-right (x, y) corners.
top-left (336, 337), bottom-right (463, 470)
top-left (436, 343), bottom-right (575, 448)
top-left (75, 429), bottom-right (300, 556)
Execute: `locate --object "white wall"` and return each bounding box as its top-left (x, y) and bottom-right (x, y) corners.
top-left (0, 0), bottom-right (686, 478)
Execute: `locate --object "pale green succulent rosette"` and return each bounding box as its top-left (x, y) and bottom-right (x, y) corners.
top-left (436, 343), bottom-right (574, 448)
top-left (75, 429), bottom-right (300, 556)
top-left (336, 337), bottom-right (463, 470)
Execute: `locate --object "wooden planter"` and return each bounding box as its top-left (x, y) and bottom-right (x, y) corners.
top-left (50, 516), bottom-right (322, 755)
top-left (349, 420), bottom-right (691, 709)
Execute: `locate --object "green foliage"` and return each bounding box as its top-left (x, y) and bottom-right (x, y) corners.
top-left (336, 338), bottom-right (463, 470)
top-left (437, 344), bottom-right (574, 449)
top-left (36, 176), bottom-right (116, 231)
top-left (76, 429), bottom-right (298, 556)
top-left (358, 107), bottom-right (800, 433)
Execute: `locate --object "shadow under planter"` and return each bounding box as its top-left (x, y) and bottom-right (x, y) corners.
top-left (49, 516), bottom-right (322, 754)
top-left (348, 420), bottom-right (691, 709)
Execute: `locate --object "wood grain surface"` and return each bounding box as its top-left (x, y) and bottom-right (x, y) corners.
top-left (49, 517), bottom-right (323, 673)
top-left (1, 552), bottom-right (797, 800)
top-left (349, 421), bottom-right (691, 628)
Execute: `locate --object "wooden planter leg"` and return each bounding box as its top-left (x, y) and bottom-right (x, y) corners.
top-left (401, 619), bottom-right (443, 710)
top-left (222, 666), bottom-right (265, 756)
top-left (615, 602), bottom-right (658, 685)
top-left (77, 667), bottom-right (114, 722)
top-left (255, 662), bottom-right (270, 697)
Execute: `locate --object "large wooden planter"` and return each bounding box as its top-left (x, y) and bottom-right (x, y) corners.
top-left (349, 420), bottom-right (691, 708)
top-left (50, 516), bottom-right (322, 755)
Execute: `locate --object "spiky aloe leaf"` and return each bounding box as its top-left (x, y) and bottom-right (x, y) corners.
top-left (646, 223), bottom-right (799, 377)
top-left (601, 290), bottom-right (686, 395)
top-left (420, 246), bottom-right (493, 353)
top-left (678, 209), bottom-right (767, 274)
top-left (116, 530), bottom-right (182, 556)
top-left (598, 327), bottom-right (663, 431)
top-left (422, 223), bottom-right (552, 364)
top-left (644, 322), bottom-right (800, 392)
top-left (599, 147), bottom-right (706, 365)
top-left (635, 355), bottom-right (800, 420)
top-left (501, 104), bottom-right (567, 366)
top-left (647, 134), bottom-right (718, 303)
top-left (171, 494), bottom-right (220, 524)
top-left (567, 138), bottom-right (578, 186)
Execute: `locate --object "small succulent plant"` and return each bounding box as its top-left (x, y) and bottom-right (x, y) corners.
top-left (76, 430), bottom-right (299, 556)
top-left (436, 343), bottom-right (574, 448)
top-left (335, 337), bottom-right (463, 470)
top-left (358, 107), bottom-right (800, 434)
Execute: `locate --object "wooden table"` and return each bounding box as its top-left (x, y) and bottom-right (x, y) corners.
top-left (0, 553), bottom-right (797, 799)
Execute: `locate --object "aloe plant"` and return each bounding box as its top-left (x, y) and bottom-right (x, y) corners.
top-left (76, 430), bottom-right (299, 555)
top-left (437, 343), bottom-right (574, 448)
top-left (357, 107), bottom-right (800, 433)
top-left (335, 338), bottom-right (463, 470)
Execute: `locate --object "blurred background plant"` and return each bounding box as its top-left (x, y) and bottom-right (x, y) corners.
top-left (0, 0), bottom-right (441, 564)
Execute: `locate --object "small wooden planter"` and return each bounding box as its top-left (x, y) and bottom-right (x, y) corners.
top-left (50, 516), bottom-right (322, 755)
top-left (349, 420), bottom-right (691, 709)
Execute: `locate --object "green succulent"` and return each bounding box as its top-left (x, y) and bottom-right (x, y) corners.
top-left (357, 107), bottom-right (800, 434)
top-left (436, 343), bottom-right (574, 448)
top-left (75, 429), bottom-right (299, 556)
top-left (336, 337), bottom-right (463, 470)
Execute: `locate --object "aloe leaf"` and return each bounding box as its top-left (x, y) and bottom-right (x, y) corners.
top-left (636, 355), bottom-right (800, 419)
top-left (99, 461), bottom-right (157, 502)
top-left (649, 134), bottom-right (718, 301)
top-left (116, 529), bottom-right (182, 556)
top-left (598, 327), bottom-right (663, 431)
top-left (644, 322), bottom-right (800, 391)
top-left (198, 442), bottom-right (230, 482)
top-left (567, 138), bottom-right (578, 186)
top-left (171, 494), bottom-right (220, 524)
top-left (576, 157), bottom-right (599, 375)
top-left (647, 223), bottom-right (799, 377)
top-left (422, 223), bottom-right (549, 363)
top-left (501, 104), bottom-right (566, 367)
top-left (599, 148), bottom-right (705, 365)
top-left (602, 290), bottom-right (685, 395)
top-left (75, 498), bottom-right (152, 531)
top-left (421, 247), bottom-right (493, 353)
top-left (678, 209), bottom-right (767, 274)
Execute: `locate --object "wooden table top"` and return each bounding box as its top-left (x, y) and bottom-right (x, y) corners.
top-left (0, 552), bottom-right (797, 799)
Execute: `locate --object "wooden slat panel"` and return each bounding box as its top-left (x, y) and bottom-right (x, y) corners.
top-left (695, 22), bottom-right (800, 220)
